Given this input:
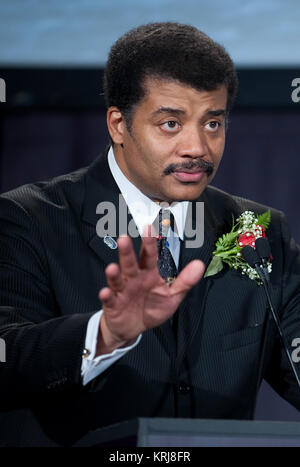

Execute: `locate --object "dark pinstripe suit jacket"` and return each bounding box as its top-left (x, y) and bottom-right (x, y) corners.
top-left (0, 148), bottom-right (299, 446)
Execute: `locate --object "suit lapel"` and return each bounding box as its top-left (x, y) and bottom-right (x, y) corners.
top-left (81, 148), bottom-right (142, 266)
top-left (176, 192), bottom-right (228, 365)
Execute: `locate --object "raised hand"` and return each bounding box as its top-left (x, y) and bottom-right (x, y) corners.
top-left (97, 226), bottom-right (205, 355)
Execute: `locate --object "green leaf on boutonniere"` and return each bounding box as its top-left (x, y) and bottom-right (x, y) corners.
top-left (215, 230), bottom-right (239, 252)
top-left (204, 209), bottom-right (272, 284)
top-left (257, 210), bottom-right (271, 230)
top-left (204, 255), bottom-right (223, 278)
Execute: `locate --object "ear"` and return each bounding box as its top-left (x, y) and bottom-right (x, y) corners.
top-left (107, 107), bottom-right (126, 145)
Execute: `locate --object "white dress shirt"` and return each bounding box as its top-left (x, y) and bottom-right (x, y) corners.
top-left (81, 147), bottom-right (189, 385)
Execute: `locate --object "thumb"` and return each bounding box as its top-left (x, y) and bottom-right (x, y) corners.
top-left (170, 260), bottom-right (205, 297)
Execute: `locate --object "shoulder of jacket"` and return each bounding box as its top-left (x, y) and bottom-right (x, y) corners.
top-left (0, 165), bottom-right (89, 218)
top-left (205, 185), bottom-right (284, 220)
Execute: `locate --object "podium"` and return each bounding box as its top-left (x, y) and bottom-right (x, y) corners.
top-left (74, 418), bottom-right (300, 447)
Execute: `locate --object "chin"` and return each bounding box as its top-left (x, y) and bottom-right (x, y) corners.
top-left (174, 183), bottom-right (208, 201)
top-left (163, 188), bottom-right (206, 203)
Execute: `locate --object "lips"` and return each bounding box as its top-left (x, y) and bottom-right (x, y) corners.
top-left (174, 168), bottom-right (200, 174)
top-left (172, 170), bottom-right (204, 182)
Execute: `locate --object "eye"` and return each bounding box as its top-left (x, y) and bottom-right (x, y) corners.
top-left (205, 121), bottom-right (221, 131)
top-left (161, 121), bottom-right (180, 132)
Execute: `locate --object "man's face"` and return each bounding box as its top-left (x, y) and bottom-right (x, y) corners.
top-left (109, 78), bottom-right (228, 203)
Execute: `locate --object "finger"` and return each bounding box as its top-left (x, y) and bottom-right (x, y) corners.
top-left (105, 263), bottom-right (124, 292)
top-left (170, 260), bottom-right (205, 297)
top-left (117, 235), bottom-right (139, 278)
top-left (98, 287), bottom-right (116, 309)
top-left (139, 225), bottom-right (159, 270)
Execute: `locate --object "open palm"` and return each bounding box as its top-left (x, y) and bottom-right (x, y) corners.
top-left (98, 226), bottom-right (205, 353)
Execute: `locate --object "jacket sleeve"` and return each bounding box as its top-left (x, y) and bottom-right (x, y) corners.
top-left (0, 195), bottom-right (94, 397)
top-left (264, 211), bottom-right (300, 410)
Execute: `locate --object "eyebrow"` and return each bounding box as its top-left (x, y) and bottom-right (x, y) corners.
top-left (150, 107), bottom-right (186, 118)
top-left (204, 109), bottom-right (226, 118)
top-left (150, 107), bottom-right (226, 119)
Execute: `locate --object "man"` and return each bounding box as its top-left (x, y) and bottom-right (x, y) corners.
top-left (0, 22), bottom-right (299, 447)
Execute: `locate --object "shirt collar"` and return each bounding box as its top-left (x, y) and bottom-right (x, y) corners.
top-left (107, 147), bottom-right (189, 240)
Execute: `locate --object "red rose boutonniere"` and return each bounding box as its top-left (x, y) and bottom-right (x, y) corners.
top-left (205, 210), bottom-right (272, 284)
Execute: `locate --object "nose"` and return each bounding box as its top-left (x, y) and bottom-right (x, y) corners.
top-left (179, 127), bottom-right (208, 158)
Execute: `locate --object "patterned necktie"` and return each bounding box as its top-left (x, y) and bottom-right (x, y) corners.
top-left (156, 209), bottom-right (178, 285)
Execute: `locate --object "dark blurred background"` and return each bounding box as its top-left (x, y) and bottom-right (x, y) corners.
top-left (0, 0), bottom-right (299, 421)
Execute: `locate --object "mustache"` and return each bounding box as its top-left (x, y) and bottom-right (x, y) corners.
top-left (163, 159), bottom-right (214, 177)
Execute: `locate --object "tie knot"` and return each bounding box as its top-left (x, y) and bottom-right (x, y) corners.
top-left (158, 209), bottom-right (175, 238)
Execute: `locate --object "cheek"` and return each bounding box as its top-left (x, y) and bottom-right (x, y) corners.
top-left (141, 156), bottom-right (165, 181)
top-left (211, 136), bottom-right (225, 160)
top-left (138, 143), bottom-right (169, 174)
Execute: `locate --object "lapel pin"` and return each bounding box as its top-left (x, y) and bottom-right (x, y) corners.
top-left (104, 235), bottom-right (118, 249)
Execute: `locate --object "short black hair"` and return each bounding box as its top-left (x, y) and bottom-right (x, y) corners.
top-left (103, 22), bottom-right (238, 130)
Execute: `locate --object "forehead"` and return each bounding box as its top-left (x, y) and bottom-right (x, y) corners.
top-left (139, 77), bottom-right (228, 113)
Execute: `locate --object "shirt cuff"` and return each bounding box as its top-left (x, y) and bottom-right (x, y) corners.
top-left (81, 310), bottom-right (142, 386)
